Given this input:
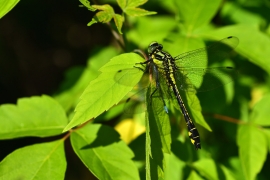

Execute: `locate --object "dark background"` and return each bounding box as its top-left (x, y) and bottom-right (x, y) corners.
top-left (0, 0), bottom-right (112, 104)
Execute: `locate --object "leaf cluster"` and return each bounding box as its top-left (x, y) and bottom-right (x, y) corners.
top-left (1, 0), bottom-right (270, 180)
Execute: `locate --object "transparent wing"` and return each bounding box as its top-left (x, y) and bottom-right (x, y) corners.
top-left (175, 67), bottom-right (237, 92)
top-left (122, 88), bottom-right (147, 115)
top-left (174, 36), bottom-right (239, 68)
top-left (173, 36), bottom-right (238, 92)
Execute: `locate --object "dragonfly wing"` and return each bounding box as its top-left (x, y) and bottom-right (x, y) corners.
top-left (123, 88), bottom-right (147, 114)
top-left (174, 36), bottom-right (239, 68)
top-left (176, 67), bottom-right (237, 92)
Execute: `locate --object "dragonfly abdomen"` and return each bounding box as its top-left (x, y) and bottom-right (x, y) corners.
top-left (171, 83), bottom-right (201, 150)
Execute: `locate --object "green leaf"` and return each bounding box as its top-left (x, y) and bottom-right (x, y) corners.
top-left (125, 0), bottom-right (147, 7)
top-left (262, 129), bottom-right (270, 151)
top-left (187, 171), bottom-right (204, 180)
top-left (221, 2), bottom-right (266, 26)
top-left (64, 53), bottom-right (144, 131)
top-left (0, 0), bottom-right (20, 19)
top-left (54, 47), bottom-right (118, 111)
top-left (0, 140), bottom-right (66, 180)
top-left (201, 24), bottom-right (270, 74)
top-left (147, 85), bottom-right (171, 153)
top-left (250, 93), bottom-right (270, 126)
top-left (125, 7), bottom-right (156, 17)
top-left (193, 159), bottom-right (235, 180)
top-left (228, 157), bottom-right (246, 180)
top-left (116, 0), bottom-right (126, 10)
top-left (79, 0), bottom-right (96, 11)
top-left (175, 0), bottom-right (222, 32)
top-left (127, 16), bottom-right (177, 48)
top-left (145, 107), bottom-right (151, 180)
top-left (164, 153), bottom-right (186, 180)
top-left (145, 85), bottom-right (171, 180)
top-left (88, 4), bottom-right (114, 26)
top-left (237, 125), bottom-right (268, 180)
top-left (117, 0), bottom-right (147, 9)
top-left (113, 14), bottom-right (124, 34)
top-left (0, 95), bottom-right (68, 139)
top-left (117, 0), bottom-right (156, 17)
top-left (87, 4), bottom-right (127, 34)
top-left (70, 124), bottom-right (139, 180)
top-left (186, 92), bottom-right (211, 131)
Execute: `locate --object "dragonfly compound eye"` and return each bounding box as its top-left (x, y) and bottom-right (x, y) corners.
top-left (148, 41), bottom-right (162, 54)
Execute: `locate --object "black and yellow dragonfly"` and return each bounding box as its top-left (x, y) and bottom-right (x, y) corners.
top-left (119, 36), bottom-right (239, 149)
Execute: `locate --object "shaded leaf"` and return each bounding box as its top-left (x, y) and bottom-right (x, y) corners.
top-left (175, 0), bottom-right (222, 32)
top-left (186, 92), bottom-right (211, 132)
top-left (221, 2), bottom-right (265, 26)
top-left (201, 24), bottom-right (270, 74)
top-left (0, 140), bottom-right (66, 180)
top-left (0, 95), bottom-right (68, 139)
top-left (71, 124), bottom-right (139, 180)
top-left (145, 85), bottom-right (171, 180)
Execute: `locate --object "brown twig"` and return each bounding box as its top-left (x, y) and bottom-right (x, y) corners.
top-left (206, 113), bottom-right (246, 125)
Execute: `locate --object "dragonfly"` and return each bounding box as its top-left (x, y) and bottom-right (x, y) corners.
top-left (118, 36), bottom-right (239, 149)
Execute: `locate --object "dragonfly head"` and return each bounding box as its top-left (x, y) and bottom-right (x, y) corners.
top-left (148, 41), bottom-right (163, 55)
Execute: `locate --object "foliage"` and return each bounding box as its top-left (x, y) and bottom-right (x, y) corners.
top-left (1, 0), bottom-right (270, 179)
top-left (0, 0), bottom-right (20, 19)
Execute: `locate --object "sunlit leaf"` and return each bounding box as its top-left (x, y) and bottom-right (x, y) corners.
top-left (187, 171), bottom-right (204, 180)
top-left (0, 95), bottom-right (68, 139)
top-left (237, 125), bottom-right (268, 180)
top-left (64, 53), bottom-right (144, 131)
top-left (113, 14), bottom-right (124, 34)
top-left (0, 140), bottom-right (66, 180)
top-left (117, 0), bottom-right (156, 17)
top-left (0, 0), bottom-right (20, 19)
top-left (164, 153), bottom-right (186, 180)
top-left (125, 7), bottom-right (156, 17)
top-left (193, 159), bottom-right (235, 180)
top-left (79, 0), bottom-right (96, 11)
top-left (250, 93), bottom-right (270, 126)
top-left (88, 4), bottom-right (114, 26)
top-left (71, 124), bottom-right (139, 180)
